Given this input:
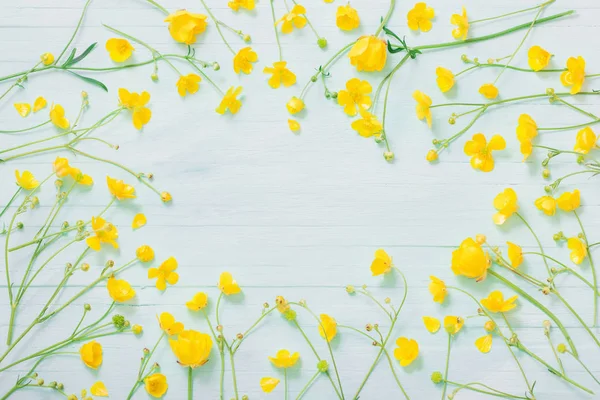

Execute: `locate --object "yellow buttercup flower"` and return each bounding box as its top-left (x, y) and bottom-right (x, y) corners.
top-left (80, 341), bottom-right (103, 369)
top-left (288, 119), bottom-right (301, 132)
top-left (535, 195), bottom-right (556, 216)
top-left (148, 257), bottom-right (179, 291)
top-left (276, 296), bottom-right (290, 313)
top-left (568, 237), bottom-right (587, 265)
top-left (426, 149), bottom-right (438, 162)
top-left (176, 73), bottom-right (201, 97)
top-left (429, 276), bottom-right (447, 303)
top-left (574, 127), bottom-right (597, 154)
top-left (475, 334), bottom-right (493, 353)
top-left (169, 329), bottom-right (213, 368)
top-left (233, 47), bottom-right (258, 75)
top-left (413, 90), bottom-right (432, 127)
top-left (107, 276), bottom-right (136, 302)
top-left (86, 216), bottom-right (118, 251)
top-left (53, 157), bottom-right (93, 185)
top-left (276, 5), bottom-right (307, 34)
top-left (407, 2), bottom-right (435, 32)
top-left (216, 86), bottom-right (243, 115)
top-left (118, 88), bottom-right (152, 130)
top-left (15, 170), bottom-right (39, 190)
top-left (557, 189), bottom-right (580, 212)
top-left (186, 292), bottom-right (209, 311)
top-left (106, 176), bottom-right (135, 200)
top-left (14, 103), bottom-right (31, 117)
top-left (479, 83), bottom-right (499, 99)
top-left (516, 114), bottom-right (537, 161)
top-left (435, 67), bottom-right (454, 92)
top-left (481, 291), bottom-right (517, 313)
top-left (132, 213), bottom-right (147, 229)
top-left (33, 96), bottom-right (47, 112)
top-left (450, 7), bottom-right (468, 40)
top-left (464, 133), bottom-right (505, 172)
top-left (105, 38), bottom-right (134, 62)
top-left (451, 237), bottom-right (490, 280)
top-left (393, 337), bottom-right (419, 366)
top-left (528, 46), bottom-right (551, 71)
top-left (507, 242), bottom-right (523, 268)
top-left (41, 52), bottom-right (54, 65)
top-left (90, 381), bottom-right (108, 397)
top-left (348, 36), bottom-right (387, 72)
top-left (164, 10), bottom-right (208, 45)
top-left (318, 314), bottom-right (337, 342)
top-left (50, 104), bottom-right (70, 129)
top-left (336, 4), bottom-right (360, 31)
top-left (561, 56), bottom-right (585, 94)
top-left (144, 373), bottom-right (168, 398)
top-left (286, 96), bottom-right (305, 115)
top-left (444, 316), bottom-right (464, 335)
top-left (263, 62), bottom-right (296, 89)
top-left (337, 78), bottom-right (372, 116)
top-left (422, 316), bottom-right (441, 333)
top-left (493, 188), bottom-right (518, 225)
top-left (228, 0), bottom-right (255, 12)
top-left (132, 324), bottom-right (143, 334)
top-left (260, 377), bottom-right (280, 393)
top-left (370, 249), bottom-right (392, 276)
top-left (159, 312), bottom-right (184, 336)
top-left (269, 349), bottom-right (299, 368)
top-left (218, 272), bottom-right (241, 295)
top-left (136, 245), bottom-right (155, 262)
top-left (351, 108), bottom-right (382, 138)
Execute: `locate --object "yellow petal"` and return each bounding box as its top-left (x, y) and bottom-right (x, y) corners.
top-left (260, 377), bottom-right (280, 393)
top-left (422, 316), bottom-right (440, 333)
top-left (14, 103), bottom-right (31, 117)
top-left (475, 334), bottom-right (493, 353)
top-left (132, 213), bottom-right (147, 229)
top-left (33, 96), bottom-right (47, 112)
top-left (90, 381), bottom-right (109, 397)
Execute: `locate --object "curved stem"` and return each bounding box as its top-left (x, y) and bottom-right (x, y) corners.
top-left (574, 210), bottom-right (598, 326)
top-left (296, 370), bottom-right (320, 400)
top-left (55, 0), bottom-right (92, 64)
top-left (515, 212), bottom-right (551, 277)
top-left (440, 334), bottom-right (451, 400)
top-left (0, 120), bottom-right (52, 134)
top-left (199, 0), bottom-right (236, 55)
top-left (381, 347), bottom-right (409, 399)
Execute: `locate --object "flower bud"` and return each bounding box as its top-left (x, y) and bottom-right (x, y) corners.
top-left (161, 192), bottom-right (172, 202)
top-left (67, 395), bottom-right (78, 400)
top-left (577, 155), bottom-right (585, 164)
top-left (310, 75), bottom-right (318, 83)
top-left (49, 381), bottom-right (57, 388)
top-left (317, 360), bottom-right (329, 372)
top-left (151, 73), bottom-right (159, 81)
top-left (242, 396), bottom-right (249, 400)
top-left (557, 343), bottom-right (566, 353)
top-left (484, 320), bottom-right (495, 332)
top-left (243, 34), bottom-right (251, 43)
top-left (431, 371), bottom-right (443, 384)
top-left (143, 348), bottom-right (150, 354)
top-left (37, 378), bottom-right (45, 386)
top-left (542, 287), bottom-right (550, 295)
top-left (487, 58), bottom-right (494, 64)
top-left (448, 116), bottom-right (456, 125)
top-left (475, 234), bottom-right (486, 245)
top-left (212, 62), bottom-right (220, 71)
top-left (544, 185), bottom-right (551, 193)
top-left (366, 324), bottom-right (373, 332)
top-left (546, 88), bottom-right (555, 95)
top-left (460, 54), bottom-right (468, 62)
top-left (384, 297), bottom-right (391, 304)
top-left (426, 149), bottom-right (438, 162)
top-left (16, 222), bottom-right (24, 229)
top-left (236, 333), bottom-right (244, 340)
top-left (346, 285), bottom-right (355, 294)
top-left (330, 91), bottom-right (338, 99)
top-left (383, 151), bottom-right (394, 161)
top-left (57, 383), bottom-right (64, 390)
top-left (132, 324), bottom-right (143, 334)
top-left (542, 168), bottom-right (550, 179)
top-left (81, 263), bottom-right (90, 272)
top-left (106, 260), bottom-right (115, 268)
top-left (317, 38), bottom-right (328, 48)
top-left (216, 325), bottom-right (223, 332)
top-left (113, 314), bottom-right (126, 328)
top-left (263, 302), bottom-right (269, 308)
top-left (283, 309), bottom-right (297, 321)
top-left (84, 303), bottom-right (91, 311)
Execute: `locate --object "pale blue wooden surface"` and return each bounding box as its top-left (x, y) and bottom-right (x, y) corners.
top-left (1, 0), bottom-right (600, 398)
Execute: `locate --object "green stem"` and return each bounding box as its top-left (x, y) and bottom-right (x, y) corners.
top-left (55, 0), bottom-right (92, 64)
top-left (445, 380), bottom-right (529, 399)
top-left (230, 351), bottom-right (240, 400)
top-left (188, 366), bottom-right (193, 400)
top-left (0, 188), bottom-right (21, 220)
top-left (289, 0), bottom-right (322, 41)
top-left (516, 212), bottom-right (551, 277)
top-left (574, 210), bottom-right (598, 326)
top-left (553, 96), bottom-right (600, 121)
top-left (374, 0), bottom-right (396, 36)
top-left (381, 347), bottom-right (409, 399)
top-left (440, 334), bottom-right (451, 400)
top-left (567, 351), bottom-right (600, 386)
top-left (0, 120), bottom-right (52, 134)
top-left (285, 368), bottom-right (288, 400)
top-left (552, 290), bottom-right (600, 347)
top-left (524, 251), bottom-right (599, 294)
top-left (199, 0), bottom-right (235, 55)
top-left (144, 0), bottom-right (169, 14)
top-left (269, 0), bottom-right (283, 61)
top-left (296, 370), bottom-right (320, 400)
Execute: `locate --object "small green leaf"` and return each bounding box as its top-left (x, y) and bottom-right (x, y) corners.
top-left (69, 42), bottom-right (97, 66)
top-left (66, 71), bottom-right (108, 92)
top-left (62, 48), bottom-right (77, 68)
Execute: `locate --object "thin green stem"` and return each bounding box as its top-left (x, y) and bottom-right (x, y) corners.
top-left (270, 0), bottom-right (283, 61)
top-left (523, 251), bottom-right (599, 294)
top-left (567, 351), bottom-right (600, 386)
top-left (229, 351), bottom-right (240, 400)
top-left (381, 347), bottom-right (409, 399)
top-left (440, 334), bottom-right (451, 400)
top-left (199, 0), bottom-right (236, 55)
top-left (470, 0), bottom-right (554, 24)
top-left (445, 380), bottom-right (529, 399)
top-left (539, 119), bottom-right (600, 131)
top-left (0, 188), bottom-right (21, 220)
top-left (574, 210), bottom-right (598, 326)
top-left (55, 0), bottom-right (92, 63)
top-left (553, 290), bottom-right (600, 347)
top-left (296, 370), bottom-right (320, 400)
top-left (516, 212), bottom-right (551, 277)
top-left (374, 0), bottom-right (396, 36)
top-left (0, 120), bottom-right (52, 134)
top-left (284, 368), bottom-right (288, 400)
top-left (553, 96), bottom-right (600, 121)
top-left (188, 366), bottom-right (193, 400)
top-left (144, 0), bottom-right (169, 14)
top-left (290, 0), bottom-right (322, 40)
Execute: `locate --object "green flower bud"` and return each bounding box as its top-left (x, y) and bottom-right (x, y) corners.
top-left (213, 62), bottom-right (220, 71)
top-left (544, 185), bottom-right (551, 193)
top-left (112, 314), bottom-right (126, 328)
top-left (557, 343), bottom-right (567, 353)
top-left (84, 303), bottom-right (91, 311)
top-left (317, 38), bottom-right (328, 48)
top-left (243, 34), bottom-right (251, 43)
top-left (384, 151), bottom-right (395, 161)
top-left (37, 378), bottom-right (44, 386)
top-left (284, 309), bottom-right (297, 321)
top-left (317, 360), bottom-right (329, 372)
top-left (151, 73), bottom-right (159, 81)
top-left (346, 285), bottom-right (355, 294)
top-left (542, 168), bottom-right (550, 179)
top-left (431, 371), bottom-right (443, 384)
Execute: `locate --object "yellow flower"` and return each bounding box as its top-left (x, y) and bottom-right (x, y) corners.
top-left (464, 133), bottom-right (505, 172)
top-left (426, 149), bottom-right (438, 162)
top-left (107, 276), bottom-right (136, 302)
top-left (15, 170), bottom-right (39, 190)
top-left (337, 78), bottom-right (372, 116)
top-left (233, 47), bottom-right (258, 75)
top-left (568, 237), bottom-right (587, 265)
top-left (41, 52), bottom-right (54, 65)
top-left (14, 103), bottom-right (31, 117)
top-left (118, 88), bottom-right (152, 130)
top-left (516, 114), bottom-right (537, 161)
top-left (105, 38), bottom-right (134, 62)
top-left (269, 349), bottom-right (299, 368)
top-left (435, 67), bottom-right (454, 92)
top-left (275, 296), bottom-right (290, 313)
top-left (86, 216), bottom-right (118, 251)
top-left (574, 126), bottom-right (597, 154)
top-left (318, 314), bottom-right (337, 342)
top-left (422, 316), bottom-right (441, 333)
top-left (161, 191), bottom-right (172, 202)
top-left (535, 195), bottom-right (556, 216)
top-left (176, 74), bottom-right (201, 97)
top-left (132, 324), bottom-right (143, 334)
top-left (144, 373), bottom-right (168, 398)
top-left (169, 329), bottom-right (213, 368)
top-left (186, 292), bottom-right (209, 311)
top-left (132, 213), bottom-right (147, 229)
top-left (263, 62), bottom-right (296, 89)
top-left (80, 341), bottom-right (103, 369)
top-left (164, 10), bottom-right (208, 45)
top-left (50, 104), bottom-right (70, 129)
top-left (429, 276), bottom-right (447, 303)
top-left (391, 337), bottom-right (419, 367)
top-left (53, 157), bottom-right (93, 185)
top-left (276, 5), bottom-right (307, 34)
top-left (413, 90), bottom-right (432, 127)
top-left (407, 2), bottom-right (435, 32)
top-left (136, 245), bottom-right (155, 262)
top-left (90, 381), bottom-right (108, 397)
top-left (557, 189), bottom-right (581, 212)
top-left (444, 316), bottom-right (464, 335)
top-left (475, 334), bottom-right (493, 353)
top-left (286, 96), bottom-right (305, 115)
top-left (33, 96), bottom-right (47, 112)
top-left (479, 83), bottom-right (499, 99)
top-left (351, 108), bottom-right (382, 138)
top-left (336, 4), bottom-right (360, 31)
top-left (507, 242), bottom-right (523, 268)
top-left (260, 377), bottom-right (280, 393)
top-left (493, 188), bottom-right (518, 225)
top-left (481, 290), bottom-right (518, 313)
top-left (288, 119), bottom-right (301, 132)
top-left (450, 7), bottom-right (468, 40)
top-left (148, 257), bottom-right (179, 291)
top-left (218, 271), bottom-right (241, 295)
top-left (216, 86), bottom-right (243, 115)
top-left (228, 0), bottom-right (255, 12)
top-left (348, 36), bottom-right (387, 72)
top-left (370, 249), bottom-right (392, 276)
top-left (527, 46), bottom-right (551, 71)
top-left (159, 312), bottom-right (184, 336)
top-left (560, 56), bottom-right (585, 94)
top-left (451, 237), bottom-right (490, 280)
top-left (106, 176), bottom-right (136, 200)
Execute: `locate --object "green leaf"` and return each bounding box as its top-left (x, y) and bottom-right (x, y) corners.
top-left (66, 70), bottom-right (108, 92)
top-left (69, 42), bottom-right (97, 66)
top-left (383, 26), bottom-right (403, 44)
top-left (61, 48), bottom-right (77, 68)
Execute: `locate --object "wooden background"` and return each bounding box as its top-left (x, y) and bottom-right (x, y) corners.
top-left (1, 0), bottom-right (600, 398)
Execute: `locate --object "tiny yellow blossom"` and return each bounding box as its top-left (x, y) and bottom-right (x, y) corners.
top-left (86, 216), bottom-right (118, 251)
top-left (14, 103), bottom-right (31, 117)
top-left (574, 127), bottom-right (597, 154)
top-left (370, 249), bottom-right (392, 276)
top-left (107, 276), bottom-right (136, 302)
top-left (413, 90), bottom-right (432, 127)
top-left (216, 86), bottom-right (243, 115)
top-left (288, 119), bottom-right (301, 132)
top-left (50, 104), bottom-right (70, 129)
top-left (41, 52), bottom-right (54, 65)
top-left (15, 170), bottom-right (39, 190)
top-left (484, 320), bottom-right (496, 332)
top-left (567, 237), bottom-right (587, 265)
top-left (479, 83), bottom-right (499, 99)
top-left (260, 377), bottom-right (280, 393)
top-left (348, 36), bottom-right (387, 72)
top-left (393, 337), bottom-right (419, 366)
top-left (228, 0), bottom-right (255, 11)
top-left (132, 213), bottom-right (147, 229)
top-left (80, 341), bottom-right (103, 369)
top-left (132, 324), bottom-right (143, 335)
top-left (481, 291), bottom-right (518, 313)
top-left (528, 46), bottom-right (551, 71)
top-left (218, 271), bottom-right (241, 295)
top-left (186, 292), bottom-right (209, 311)
top-left (159, 312), bottom-right (184, 336)
top-left (33, 96), bottom-right (47, 112)
top-left (269, 349), bottom-right (300, 368)
top-left (351, 108), bottom-right (382, 138)
top-left (286, 96), bottom-right (305, 115)
top-left (451, 237), bottom-right (490, 280)
top-left (450, 7), bottom-right (468, 40)
top-left (318, 314), bottom-right (338, 342)
top-left (337, 78), bottom-right (372, 116)
top-left (233, 47), bottom-right (258, 75)
top-left (435, 67), bottom-right (454, 92)
top-left (407, 2), bottom-right (435, 32)
top-left (422, 316), bottom-right (441, 333)
top-left (276, 5), bottom-right (307, 34)
top-left (53, 157), bottom-right (93, 185)
top-left (164, 10), bottom-right (208, 45)
top-left (118, 88), bottom-right (152, 130)
top-left (516, 114), bottom-right (538, 161)
top-left (429, 276), bottom-right (447, 303)
top-left (136, 245), bottom-right (155, 262)
top-left (169, 329), bottom-right (212, 368)
top-left (144, 373), bottom-right (168, 398)
top-left (475, 334), bottom-right (493, 353)
top-left (336, 4), bottom-right (360, 31)
top-left (176, 74), bottom-right (202, 97)
top-left (464, 133), bottom-right (505, 172)
top-left (444, 316), bottom-right (464, 335)
top-left (107, 176), bottom-right (136, 200)
top-left (560, 56), bottom-right (585, 94)
top-left (276, 296), bottom-right (290, 313)
top-left (161, 192), bottom-right (172, 202)
top-left (264, 62), bottom-right (296, 89)
top-left (426, 149), bottom-right (438, 162)
top-left (148, 257), bottom-right (179, 291)
top-left (535, 195), bottom-right (556, 216)
top-left (105, 38), bottom-right (135, 62)
top-left (493, 188), bottom-right (518, 225)
top-left (507, 242), bottom-right (523, 268)
top-left (90, 381), bottom-right (108, 397)
top-left (557, 189), bottom-right (581, 212)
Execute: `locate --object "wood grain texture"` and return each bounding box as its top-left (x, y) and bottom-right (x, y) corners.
top-left (1, 0), bottom-right (600, 398)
